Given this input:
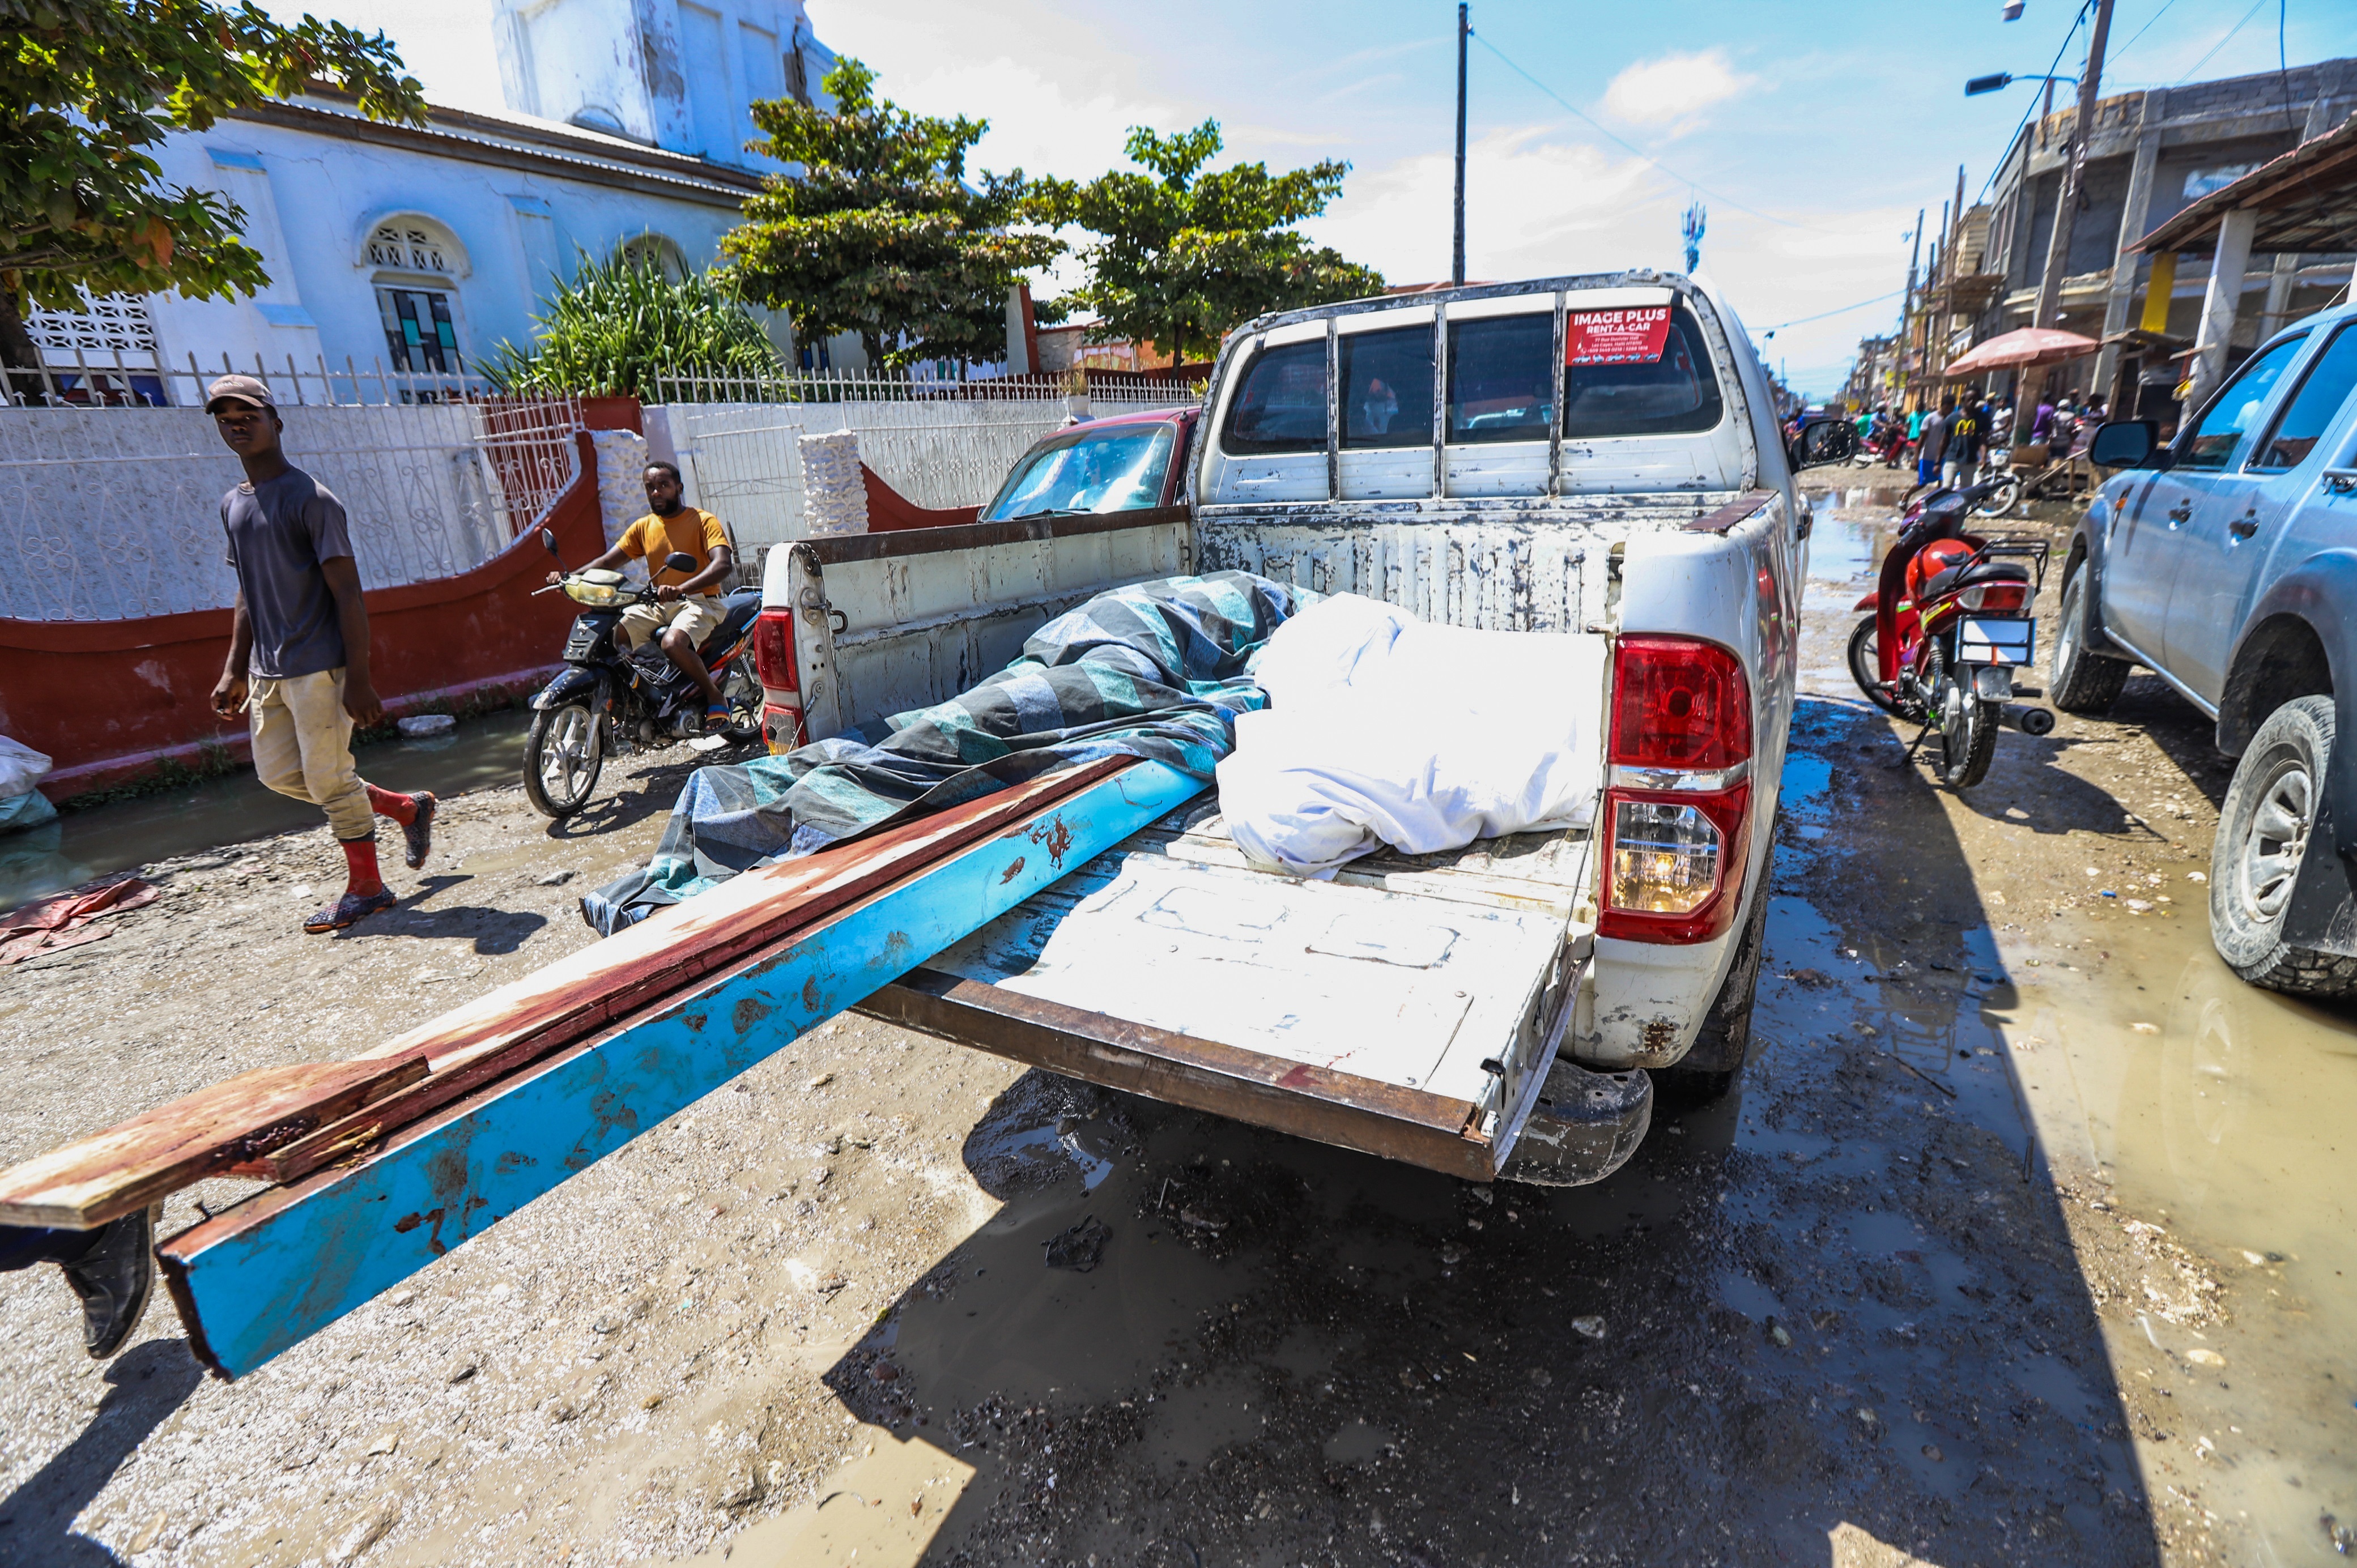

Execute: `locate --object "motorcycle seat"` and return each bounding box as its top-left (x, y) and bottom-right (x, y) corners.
top-left (1923, 559), bottom-right (2029, 600)
top-left (697, 587), bottom-right (764, 659)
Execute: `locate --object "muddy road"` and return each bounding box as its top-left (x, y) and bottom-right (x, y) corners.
top-left (1, 486), bottom-right (2351, 1566)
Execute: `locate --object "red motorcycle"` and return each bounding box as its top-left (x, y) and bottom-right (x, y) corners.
top-left (1847, 480), bottom-right (2054, 789)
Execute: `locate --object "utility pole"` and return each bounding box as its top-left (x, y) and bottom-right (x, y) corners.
top-left (2023, 0), bottom-right (2116, 412)
top-left (1903, 206), bottom-right (1924, 409)
top-left (1453, 3), bottom-right (1469, 286)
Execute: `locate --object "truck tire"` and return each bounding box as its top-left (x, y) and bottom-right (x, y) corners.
top-left (2049, 564), bottom-right (2129, 715)
top-left (2209, 696), bottom-right (2357, 998)
top-left (1658, 837), bottom-right (1776, 1102)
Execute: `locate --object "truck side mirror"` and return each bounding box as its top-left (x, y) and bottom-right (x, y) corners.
top-left (2089, 419), bottom-right (2158, 469)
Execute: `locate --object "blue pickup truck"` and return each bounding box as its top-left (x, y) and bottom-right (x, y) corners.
top-left (2058, 300), bottom-right (2357, 996)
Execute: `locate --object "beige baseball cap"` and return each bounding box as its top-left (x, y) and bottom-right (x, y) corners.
top-left (203, 373), bottom-right (277, 413)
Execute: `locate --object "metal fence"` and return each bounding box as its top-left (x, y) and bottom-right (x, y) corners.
top-left (3, 350), bottom-right (496, 411)
top-left (653, 368), bottom-right (1199, 553)
top-left (0, 397), bottom-right (581, 623)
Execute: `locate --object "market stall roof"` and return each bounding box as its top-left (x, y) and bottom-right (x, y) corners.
top-left (1943, 326), bottom-right (2101, 379)
top-left (2134, 112), bottom-right (2357, 254)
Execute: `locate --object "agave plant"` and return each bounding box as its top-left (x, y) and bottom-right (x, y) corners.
top-left (486, 242), bottom-right (781, 397)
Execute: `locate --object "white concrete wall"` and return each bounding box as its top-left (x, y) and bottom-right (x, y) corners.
top-left (0, 406), bottom-right (561, 623)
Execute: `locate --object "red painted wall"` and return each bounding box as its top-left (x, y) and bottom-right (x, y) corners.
top-left (0, 429), bottom-right (607, 801)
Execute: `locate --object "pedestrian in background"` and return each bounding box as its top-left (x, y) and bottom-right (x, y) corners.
top-left (1917, 397), bottom-right (1951, 489)
top-left (1943, 398), bottom-right (1983, 489)
top-left (205, 376), bottom-right (435, 933)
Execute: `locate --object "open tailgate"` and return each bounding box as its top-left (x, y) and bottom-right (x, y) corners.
top-left (860, 804), bottom-right (1594, 1181)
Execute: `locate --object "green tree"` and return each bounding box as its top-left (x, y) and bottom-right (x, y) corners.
top-left (1, 0), bottom-right (426, 372)
top-left (722, 58), bottom-right (1060, 372)
top-left (1027, 122), bottom-right (1384, 365)
top-left (486, 244), bottom-right (780, 398)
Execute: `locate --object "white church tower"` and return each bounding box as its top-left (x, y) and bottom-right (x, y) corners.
top-left (491, 0), bottom-right (833, 171)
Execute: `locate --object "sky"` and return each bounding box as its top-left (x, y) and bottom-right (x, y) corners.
top-left (265, 0), bottom-right (2356, 396)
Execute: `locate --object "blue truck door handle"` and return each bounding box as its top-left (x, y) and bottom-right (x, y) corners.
top-left (2230, 517), bottom-right (2259, 539)
top-left (2167, 502), bottom-right (2193, 526)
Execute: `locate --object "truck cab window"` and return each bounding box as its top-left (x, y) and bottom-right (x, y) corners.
top-left (1341, 326), bottom-right (1435, 449)
top-left (1563, 302), bottom-right (1723, 439)
top-left (2250, 323), bottom-right (2357, 472)
top-left (1448, 314), bottom-right (1554, 445)
top-left (2176, 334), bottom-right (2307, 470)
top-left (1221, 340), bottom-right (1329, 454)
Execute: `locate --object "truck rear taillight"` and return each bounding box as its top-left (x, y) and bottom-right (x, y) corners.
top-left (750, 608), bottom-right (797, 693)
top-left (1601, 636), bottom-right (1753, 944)
top-left (1609, 636), bottom-right (1750, 770)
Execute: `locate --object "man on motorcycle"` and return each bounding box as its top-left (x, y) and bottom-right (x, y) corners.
top-left (547, 462), bottom-right (735, 731)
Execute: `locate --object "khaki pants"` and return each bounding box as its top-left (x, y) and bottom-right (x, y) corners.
top-left (250, 667), bottom-right (373, 841)
top-left (617, 594), bottom-right (726, 653)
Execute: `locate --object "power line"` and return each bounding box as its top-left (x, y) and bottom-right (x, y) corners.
top-left (2175, 0), bottom-right (2269, 84)
top-left (2103, 0), bottom-right (2182, 69)
top-left (1467, 31), bottom-right (1837, 235)
top-left (1755, 289), bottom-right (1907, 335)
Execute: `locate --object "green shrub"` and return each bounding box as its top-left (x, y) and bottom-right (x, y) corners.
top-left (487, 244), bottom-right (781, 397)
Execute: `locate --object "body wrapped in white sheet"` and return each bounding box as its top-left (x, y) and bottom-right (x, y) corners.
top-left (1218, 594), bottom-right (1606, 876)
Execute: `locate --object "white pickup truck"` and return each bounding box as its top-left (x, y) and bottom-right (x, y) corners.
top-left (752, 271), bottom-right (1804, 1184)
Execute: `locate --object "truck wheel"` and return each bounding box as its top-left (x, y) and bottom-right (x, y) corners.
top-left (1658, 838), bottom-right (1776, 1102)
top-left (2210, 696), bottom-right (2357, 997)
top-left (2049, 564), bottom-right (2128, 715)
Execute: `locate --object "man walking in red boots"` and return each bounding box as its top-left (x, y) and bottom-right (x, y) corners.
top-left (204, 375), bottom-right (435, 932)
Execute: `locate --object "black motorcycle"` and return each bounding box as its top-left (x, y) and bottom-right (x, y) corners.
top-left (523, 527), bottom-right (762, 819)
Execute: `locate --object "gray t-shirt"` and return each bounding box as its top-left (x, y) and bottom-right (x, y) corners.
top-left (1919, 410), bottom-right (1948, 465)
top-left (221, 466), bottom-right (356, 680)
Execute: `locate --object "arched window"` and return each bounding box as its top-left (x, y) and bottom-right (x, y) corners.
top-left (619, 232), bottom-right (687, 279)
top-left (359, 214), bottom-right (470, 375)
top-left (367, 221), bottom-right (458, 275)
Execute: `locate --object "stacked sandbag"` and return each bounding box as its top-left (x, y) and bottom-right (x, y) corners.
top-left (798, 431), bottom-right (870, 537)
top-left (0, 737), bottom-right (57, 833)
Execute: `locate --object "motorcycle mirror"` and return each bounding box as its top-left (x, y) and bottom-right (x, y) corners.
top-left (540, 527), bottom-right (562, 559)
top-left (664, 552), bottom-right (700, 574)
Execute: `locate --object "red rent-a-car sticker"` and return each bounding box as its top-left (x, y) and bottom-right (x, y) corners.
top-left (1568, 306), bottom-right (1673, 365)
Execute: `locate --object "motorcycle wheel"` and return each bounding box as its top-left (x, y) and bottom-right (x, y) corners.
top-left (1847, 616), bottom-right (1907, 716)
top-left (1928, 645), bottom-right (1998, 790)
top-left (1971, 475), bottom-right (2023, 518)
top-left (524, 702), bottom-right (604, 818)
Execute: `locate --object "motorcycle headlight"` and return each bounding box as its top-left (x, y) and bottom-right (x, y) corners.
top-left (565, 580), bottom-right (622, 607)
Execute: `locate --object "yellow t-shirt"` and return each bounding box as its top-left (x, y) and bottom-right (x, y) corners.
top-left (619, 507), bottom-right (730, 594)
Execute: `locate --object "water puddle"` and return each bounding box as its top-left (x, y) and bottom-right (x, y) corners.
top-left (0, 710), bottom-right (537, 909)
top-left (1988, 908), bottom-right (2357, 1555)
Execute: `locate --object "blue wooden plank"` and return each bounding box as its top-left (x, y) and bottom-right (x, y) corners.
top-left (160, 762), bottom-right (1205, 1379)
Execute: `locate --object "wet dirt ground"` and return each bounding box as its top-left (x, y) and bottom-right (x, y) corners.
top-left (1, 484), bottom-right (2351, 1566)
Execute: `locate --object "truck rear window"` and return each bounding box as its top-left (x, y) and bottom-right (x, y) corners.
top-left (1221, 339), bottom-right (1328, 454)
top-left (1446, 302), bottom-right (1725, 445)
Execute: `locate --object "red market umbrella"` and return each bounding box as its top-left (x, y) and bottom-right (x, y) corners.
top-left (1942, 327), bottom-right (2100, 380)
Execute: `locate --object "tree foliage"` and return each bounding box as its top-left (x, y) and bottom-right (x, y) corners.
top-left (485, 244), bottom-right (780, 398)
top-left (722, 58), bottom-right (1060, 371)
top-left (1026, 122), bottom-right (1384, 365)
top-left (1, 0), bottom-right (424, 363)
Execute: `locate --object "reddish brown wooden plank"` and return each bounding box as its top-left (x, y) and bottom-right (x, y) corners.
top-left (0, 760), bottom-right (1132, 1228)
top-left (256, 758), bottom-right (1133, 1180)
top-left (0, 1056), bottom-right (429, 1229)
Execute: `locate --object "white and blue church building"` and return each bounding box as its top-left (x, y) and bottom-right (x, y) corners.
top-left (28, 0), bottom-right (867, 397)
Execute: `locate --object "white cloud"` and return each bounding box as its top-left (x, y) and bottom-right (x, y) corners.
top-left (1600, 50), bottom-right (1754, 136)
